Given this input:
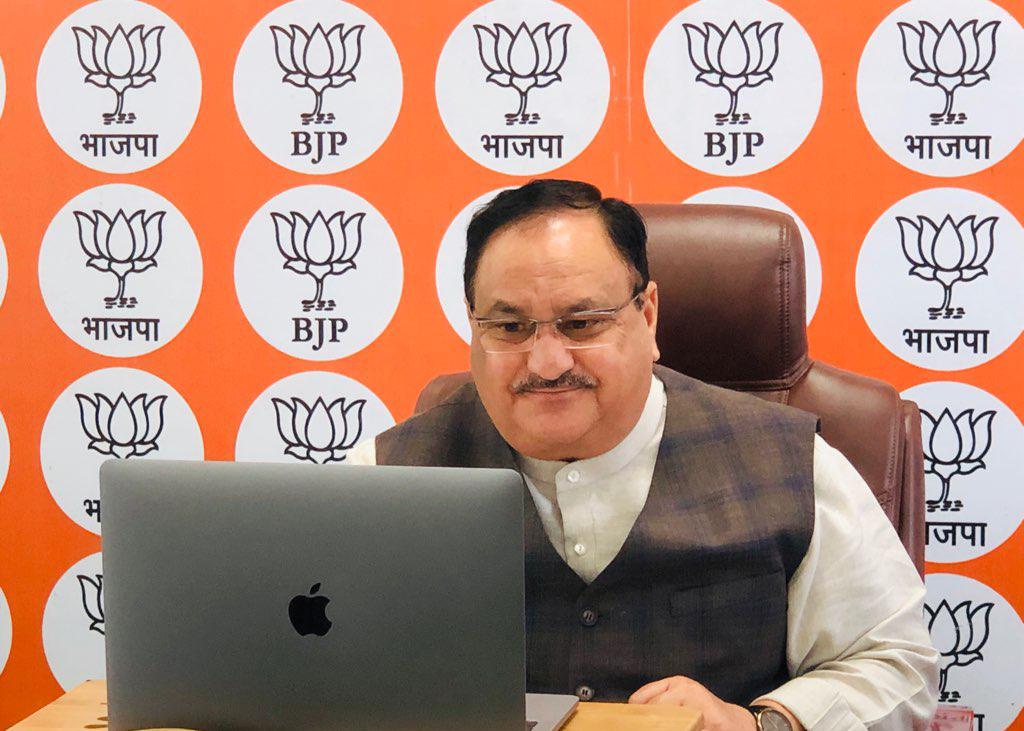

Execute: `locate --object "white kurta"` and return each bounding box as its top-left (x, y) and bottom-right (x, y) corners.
top-left (345, 375), bottom-right (939, 730)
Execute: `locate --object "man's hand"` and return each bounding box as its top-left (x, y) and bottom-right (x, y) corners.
top-left (628, 676), bottom-right (756, 731)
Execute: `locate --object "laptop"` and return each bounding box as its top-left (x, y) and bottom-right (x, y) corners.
top-left (99, 459), bottom-right (578, 731)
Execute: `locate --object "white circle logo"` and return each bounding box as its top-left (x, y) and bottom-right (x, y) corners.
top-left (40, 367), bottom-right (204, 535)
top-left (0, 585), bottom-right (11, 677)
top-left (39, 184), bottom-right (202, 357)
top-left (0, 230), bottom-right (7, 310)
top-left (903, 381), bottom-right (1024, 563)
top-left (644, 0), bottom-right (822, 175)
top-left (0, 408), bottom-right (9, 496)
top-left (437, 187), bottom-right (514, 345)
top-left (925, 573), bottom-right (1024, 728)
top-left (0, 54), bottom-right (6, 122)
top-left (236, 371), bottom-right (394, 464)
top-left (683, 187), bottom-right (821, 322)
top-left (235, 185), bottom-right (403, 361)
top-left (234, 0), bottom-right (402, 174)
top-left (856, 188), bottom-right (1024, 370)
top-left (42, 552), bottom-right (106, 690)
top-left (436, 0), bottom-right (610, 175)
top-left (36, 0), bottom-right (202, 173)
top-left (857, 0), bottom-right (1024, 177)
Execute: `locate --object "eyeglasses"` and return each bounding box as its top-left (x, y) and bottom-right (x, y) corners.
top-left (470, 291), bottom-right (644, 354)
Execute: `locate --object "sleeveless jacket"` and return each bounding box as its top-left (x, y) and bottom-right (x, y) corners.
top-left (376, 365), bottom-right (817, 704)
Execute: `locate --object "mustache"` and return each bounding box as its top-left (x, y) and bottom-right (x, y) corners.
top-left (511, 371), bottom-right (598, 395)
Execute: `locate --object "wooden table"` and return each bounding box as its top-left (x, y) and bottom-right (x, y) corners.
top-left (12, 681), bottom-right (702, 731)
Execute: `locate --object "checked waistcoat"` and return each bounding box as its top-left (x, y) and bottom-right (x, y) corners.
top-left (375, 365), bottom-right (818, 704)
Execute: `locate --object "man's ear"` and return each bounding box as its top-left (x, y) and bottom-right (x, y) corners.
top-left (644, 281), bottom-right (660, 362)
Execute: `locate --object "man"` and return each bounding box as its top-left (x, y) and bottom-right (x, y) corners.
top-left (346, 180), bottom-right (938, 730)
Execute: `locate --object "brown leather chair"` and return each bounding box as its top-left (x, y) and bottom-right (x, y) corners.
top-left (415, 204), bottom-right (926, 576)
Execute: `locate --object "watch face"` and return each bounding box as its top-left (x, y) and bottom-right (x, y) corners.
top-left (757, 708), bottom-right (793, 731)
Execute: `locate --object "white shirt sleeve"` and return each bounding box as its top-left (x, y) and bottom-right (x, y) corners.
top-left (344, 437), bottom-right (378, 466)
top-left (758, 435), bottom-right (939, 730)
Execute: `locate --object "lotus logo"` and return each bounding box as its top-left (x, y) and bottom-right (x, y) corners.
top-left (271, 210), bottom-right (363, 312)
top-left (270, 22), bottom-right (364, 125)
top-left (75, 392), bottom-right (167, 458)
top-left (74, 209), bottom-right (164, 309)
top-left (925, 598), bottom-right (993, 702)
top-left (76, 574), bottom-right (104, 636)
top-left (474, 22), bottom-right (570, 125)
top-left (897, 214), bottom-right (995, 319)
top-left (72, 24), bottom-right (164, 124)
top-left (921, 407), bottom-right (995, 512)
top-left (272, 396), bottom-right (366, 464)
top-left (898, 19), bottom-right (999, 125)
top-left (683, 21), bottom-right (782, 125)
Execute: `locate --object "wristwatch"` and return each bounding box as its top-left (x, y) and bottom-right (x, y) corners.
top-left (750, 705), bottom-right (794, 731)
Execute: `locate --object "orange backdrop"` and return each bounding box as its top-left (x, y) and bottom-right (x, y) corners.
top-left (0, 0), bottom-right (1021, 727)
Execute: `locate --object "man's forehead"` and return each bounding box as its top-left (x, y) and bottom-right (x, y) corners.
top-left (483, 296), bottom-right (609, 316)
top-left (490, 207), bottom-right (608, 247)
top-left (473, 268), bottom-right (634, 315)
top-left (475, 211), bottom-right (627, 278)
top-left (470, 208), bottom-right (636, 313)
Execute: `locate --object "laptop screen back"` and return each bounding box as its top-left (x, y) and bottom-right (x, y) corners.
top-left (100, 459), bottom-right (526, 731)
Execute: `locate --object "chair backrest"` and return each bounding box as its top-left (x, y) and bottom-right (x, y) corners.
top-left (415, 204), bottom-right (926, 576)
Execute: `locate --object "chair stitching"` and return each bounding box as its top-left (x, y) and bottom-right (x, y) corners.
top-left (778, 221), bottom-right (790, 377)
top-left (884, 408), bottom-right (900, 503)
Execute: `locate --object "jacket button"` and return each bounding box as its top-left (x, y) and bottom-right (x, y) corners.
top-left (575, 685), bottom-right (595, 701)
top-left (580, 608), bottom-right (599, 627)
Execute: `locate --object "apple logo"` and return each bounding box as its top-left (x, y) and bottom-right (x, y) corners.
top-left (288, 582), bottom-right (332, 636)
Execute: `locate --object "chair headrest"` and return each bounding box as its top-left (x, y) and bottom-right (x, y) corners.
top-left (637, 204), bottom-right (810, 390)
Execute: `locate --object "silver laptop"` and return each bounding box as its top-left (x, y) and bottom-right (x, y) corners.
top-left (100, 459), bottom-right (578, 731)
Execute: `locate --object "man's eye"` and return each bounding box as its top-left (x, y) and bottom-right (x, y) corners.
top-left (499, 321), bottom-right (527, 333)
top-left (564, 319), bottom-right (594, 331)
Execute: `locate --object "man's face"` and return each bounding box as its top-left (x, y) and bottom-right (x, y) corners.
top-left (468, 209), bottom-right (659, 461)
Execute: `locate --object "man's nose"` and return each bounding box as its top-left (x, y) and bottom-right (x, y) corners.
top-left (526, 324), bottom-right (575, 381)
